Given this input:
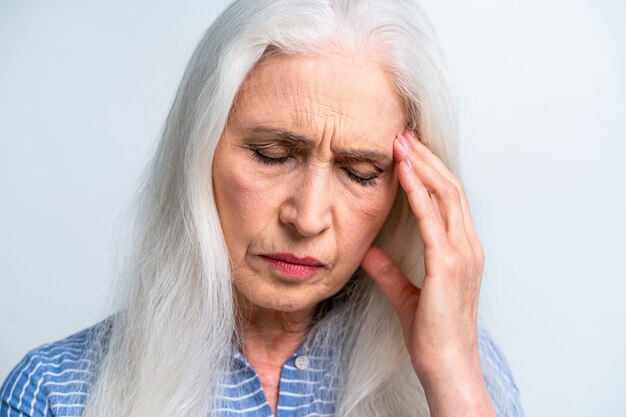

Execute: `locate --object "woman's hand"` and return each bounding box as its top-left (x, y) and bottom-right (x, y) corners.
top-left (360, 130), bottom-right (496, 417)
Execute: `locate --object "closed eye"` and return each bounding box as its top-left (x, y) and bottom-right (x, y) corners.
top-left (250, 149), bottom-right (292, 165)
top-left (341, 168), bottom-right (379, 187)
top-left (250, 146), bottom-right (381, 187)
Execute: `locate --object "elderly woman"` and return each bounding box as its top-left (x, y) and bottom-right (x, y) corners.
top-left (1, 0), bottom-right (523, 416)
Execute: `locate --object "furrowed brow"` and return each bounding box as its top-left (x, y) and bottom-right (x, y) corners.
top-left (334, 147), bottom-right (393, 173)
top-left (246, 125), bottom-right (393, 167)
top-left (247, 126), bottom-right (315, 146)
top-left (335, 149), bottom-right (390, 164)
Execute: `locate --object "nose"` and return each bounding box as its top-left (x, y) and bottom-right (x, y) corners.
top-left (279, 167), bottom-right (333, 237)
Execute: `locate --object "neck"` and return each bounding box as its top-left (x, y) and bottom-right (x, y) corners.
top-left (234, 292), bottom-right (319, 414)
top-left (235, 290), bottom-right (317, 366)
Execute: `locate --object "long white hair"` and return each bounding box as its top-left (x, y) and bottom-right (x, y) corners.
top-left (81, 1), bottom-right (464, 416)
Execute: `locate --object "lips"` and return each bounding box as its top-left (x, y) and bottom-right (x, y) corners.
top-left (260, 253), bottom-right (325, 280)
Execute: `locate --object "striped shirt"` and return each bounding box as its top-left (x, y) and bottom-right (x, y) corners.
top-left (1, 318), bottom-right (523, 417)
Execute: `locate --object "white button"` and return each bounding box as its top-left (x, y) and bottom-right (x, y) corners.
top-left (294, 355), bottom-right (309, 370)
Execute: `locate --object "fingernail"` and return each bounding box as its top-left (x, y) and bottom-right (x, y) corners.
top-left (404, 155), bottom-right (413, 170)
top-left (398, 133), bottom-right (412, 150)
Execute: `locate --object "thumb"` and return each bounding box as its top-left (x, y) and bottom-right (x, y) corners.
top-left (360, 246), bottom-right (421, 320)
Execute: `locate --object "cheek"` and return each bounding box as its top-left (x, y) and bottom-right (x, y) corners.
top-left (213, 151), bottom-right (279, 251)
top-left (336, 175), bottom-right (399, 253)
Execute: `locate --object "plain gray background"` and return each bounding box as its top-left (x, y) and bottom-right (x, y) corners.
top-left (1, 1), bottom-right (625, 416)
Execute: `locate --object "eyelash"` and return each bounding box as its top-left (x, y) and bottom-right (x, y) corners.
top-left (341, 168), bottom-right (378, 187)
top-left (251, 149), bottom-right (291, 165)
top-left (251, 149), bottom-right (379, 187)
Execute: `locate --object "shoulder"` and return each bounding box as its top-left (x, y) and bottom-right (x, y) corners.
top-left (477, 327), bottom-right (525, 417)
top-left (0, 317), bottom-right (112, 417)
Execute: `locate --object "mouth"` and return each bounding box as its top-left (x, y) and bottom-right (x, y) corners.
top-left (259, 253), bottom-right (325, 280)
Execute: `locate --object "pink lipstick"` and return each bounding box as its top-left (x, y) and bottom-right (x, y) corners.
top-left (260, 253), bottom-right (324, 280)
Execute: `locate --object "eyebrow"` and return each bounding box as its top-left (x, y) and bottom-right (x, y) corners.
top-left (246, 126), bottom-right (392, 165)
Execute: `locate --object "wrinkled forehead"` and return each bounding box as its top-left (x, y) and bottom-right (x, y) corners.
top-left (229, 53), bottom-right (408, 151)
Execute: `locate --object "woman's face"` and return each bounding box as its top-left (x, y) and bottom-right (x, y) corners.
top-left (213, 53), bottom-right (407, 316)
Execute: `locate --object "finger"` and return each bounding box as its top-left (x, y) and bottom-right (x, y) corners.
top-left (361, 246), bottom-right (421, 321)
top-left (429, 192), bottom-right (443, 223)
top-left (405, 130), bottom-right (481, 245)
top-left (395, 135), bottom-right (467, 243)
top-left (394, 140), bottom-right (448, 249)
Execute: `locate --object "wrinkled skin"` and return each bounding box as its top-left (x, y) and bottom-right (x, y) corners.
top-left (212, 52), bottom-right (495, 416)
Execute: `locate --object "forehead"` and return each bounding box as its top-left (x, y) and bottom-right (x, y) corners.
top-left (229, 53), bottom-right (407, 151)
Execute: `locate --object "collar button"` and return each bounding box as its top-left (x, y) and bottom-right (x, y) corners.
top-left (295, 355), bottom-right (309, 370)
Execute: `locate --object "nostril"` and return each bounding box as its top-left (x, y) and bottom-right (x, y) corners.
top-left (279, 201), bottom-right (332, 237)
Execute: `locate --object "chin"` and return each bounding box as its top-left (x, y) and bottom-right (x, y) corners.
top-left (253, 291), bottom-right (321, 314)
top-left (234, 280), bottom-right (327, 315)
top-left (232, 264), bottom-right (353, 316)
